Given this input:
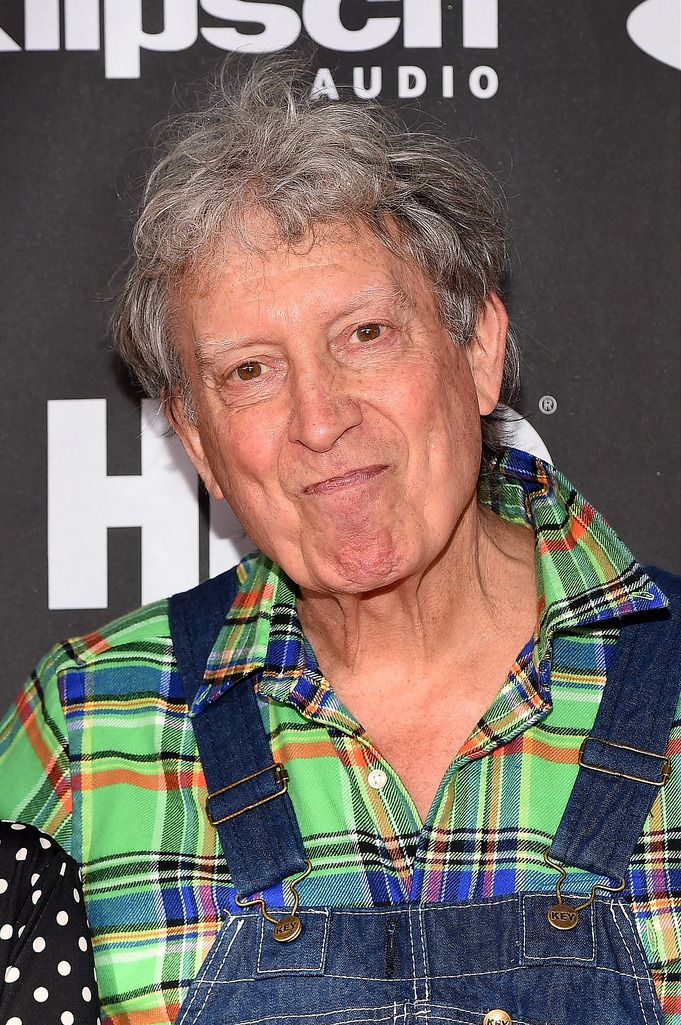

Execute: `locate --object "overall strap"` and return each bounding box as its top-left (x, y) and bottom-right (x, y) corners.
top-left (169, 570), bottom-right (307, 897)
top-left (550, 566), bottom-right (681, 878)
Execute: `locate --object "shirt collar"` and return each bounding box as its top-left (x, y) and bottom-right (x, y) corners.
top-left (190, 447), bottom-right (668, 715)
top-left (479, 448), bottom-right (667, 684)
top-left (190, 555), bottom-right (298, 714)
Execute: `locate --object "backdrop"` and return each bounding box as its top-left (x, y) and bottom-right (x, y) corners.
top-left (1, 0), bottom-right (679, 709)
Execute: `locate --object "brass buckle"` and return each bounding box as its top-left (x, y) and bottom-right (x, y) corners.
top-left (205, 762), bottom-right (289, 826)
top-left (543, 848), bottom-right (624, 931)
top-left (235, 859), bottom-right (313, 943)
top-left (578, 737), bottom-right (670, 787)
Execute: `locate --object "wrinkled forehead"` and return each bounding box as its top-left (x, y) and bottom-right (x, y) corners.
top-left (177, 206), bottom-right (430, 294)
top-left (172, 212), bottom-right (443, 340)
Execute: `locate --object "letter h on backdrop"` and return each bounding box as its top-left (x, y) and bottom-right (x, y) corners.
top-left (47, 399), bottom-right (250, 609)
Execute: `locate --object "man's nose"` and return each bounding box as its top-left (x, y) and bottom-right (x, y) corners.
top-left (286, 360), bottom-right (362, 452)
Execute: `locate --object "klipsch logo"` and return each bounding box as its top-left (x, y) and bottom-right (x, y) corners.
top-left (0, 1), bottom-right (499, 97)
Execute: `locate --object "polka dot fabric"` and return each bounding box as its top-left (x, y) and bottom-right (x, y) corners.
top-left (0, 822), bottom-right (99, 1025)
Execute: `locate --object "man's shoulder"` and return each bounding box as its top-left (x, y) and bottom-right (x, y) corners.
top-left (34, 598), bottom-right (174, 691)
top-left (41, 559), bottom-right (256, 684)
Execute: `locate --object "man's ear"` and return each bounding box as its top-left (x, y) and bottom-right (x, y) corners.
top-left (164, 392), bottom-right (226, 501)
top-left (466, 292), bottom-right (509, 416)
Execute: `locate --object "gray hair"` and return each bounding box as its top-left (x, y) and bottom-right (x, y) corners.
top-left (113, 57), bottom-right (520, 466)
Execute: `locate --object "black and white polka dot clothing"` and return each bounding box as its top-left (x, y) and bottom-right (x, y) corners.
top-left (0, 821), bottom-right (99, 1025)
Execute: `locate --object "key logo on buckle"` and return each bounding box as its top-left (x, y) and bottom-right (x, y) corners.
top-left (235, 860), bottom-right (312, 943)
top-left (543, 848), bottom-right (624, 931)
top-left (547, 904), bottom-right (580, 931)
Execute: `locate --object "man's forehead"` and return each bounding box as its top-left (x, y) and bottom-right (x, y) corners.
top-left (186, 212), bottom-right (425, 294)
top-left (191, 281), bottom-right (418, 355)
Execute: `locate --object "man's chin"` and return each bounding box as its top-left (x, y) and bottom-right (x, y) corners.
top-left (298, 534), bottom-right (407, 596)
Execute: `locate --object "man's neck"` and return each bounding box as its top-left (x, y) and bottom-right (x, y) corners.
top-left (296, 503), bottom-right (538, 693)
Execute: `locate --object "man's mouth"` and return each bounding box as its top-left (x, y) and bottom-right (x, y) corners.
top-left (303, 465), bottom-right (388, 496)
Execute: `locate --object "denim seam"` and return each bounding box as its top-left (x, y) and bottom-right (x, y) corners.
top-left (227, 1015), bottom-right (396, 1025)
top-left (620, 903), bottom-right (665, 1022)
top-left (408, 964), bottom-right (650, 981)
top-left (180, 918), bottom-right (244, 1023)
top-left (423, 897), bottom-right (518, 914)
top-left (428, 1004), bottom-right (538, 1025)
top-left (428, 1016), bottom-right (537, 1025)
top-left (417, 1015), bottom-right (477, 1025)
top-left (212, 1005), bottom-right (398, 1025)
top-left (320, 898), bottom-right (518, 918)
top-left (608, 902), bottom-right (649, 1022)
top-left (520, 894), bottom-right (596, 963)
top-left (407, 910), bottom-right (419, 1004)
top-left (196, 965), bottom-right (652, 986)
top-left (176, 915), bottom-right (238, 1022)
top-left (419, 907), bottom-right (431, 1006)
top-left (612, 903), bottom-right (664, 1024)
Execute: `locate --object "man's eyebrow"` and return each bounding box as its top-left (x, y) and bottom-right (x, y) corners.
top-left (192, 334), bottom-right (245, 373)
top-left (329, 284), bottom-right (416, 321)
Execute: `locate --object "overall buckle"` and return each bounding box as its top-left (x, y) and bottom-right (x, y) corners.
top-left (205, 762), bottom-right (289, 826)
top-left (235, 859), bottom-right (313, 943)
top-left (543, 848), bottom-right (624, 931)
top-left (578, 737), bottom-right (671, 787)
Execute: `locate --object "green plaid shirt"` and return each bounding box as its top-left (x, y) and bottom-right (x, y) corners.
top-left (1, 448), bottom-right (679, 1024)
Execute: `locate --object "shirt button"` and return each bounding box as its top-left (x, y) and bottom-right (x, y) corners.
top-left (367, 768), bottom-right (388, 790)
top-left (483, 1012), bottom-right (512, 1025)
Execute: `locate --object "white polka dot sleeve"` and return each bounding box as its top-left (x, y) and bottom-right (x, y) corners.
top-left (0, 821), bottom-right (99, 1025)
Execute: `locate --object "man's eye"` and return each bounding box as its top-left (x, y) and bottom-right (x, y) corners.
top-left (233, 362), bottom-right (263, 381)
top-left (353, 323), bottom-right (384, 343)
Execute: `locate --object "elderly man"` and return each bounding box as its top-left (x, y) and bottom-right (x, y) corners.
top-left (1, 60), bottom-right (679, 1025)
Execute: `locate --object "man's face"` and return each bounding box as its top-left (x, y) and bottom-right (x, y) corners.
top-left (172, 222), bottom-right (505, 595)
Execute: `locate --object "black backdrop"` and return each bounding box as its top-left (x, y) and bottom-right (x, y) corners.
top-left (1, 0), bottom-right (679, 707)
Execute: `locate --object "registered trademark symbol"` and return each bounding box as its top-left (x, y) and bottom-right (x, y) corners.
top-left (538, 395), bottom-right (557, 415)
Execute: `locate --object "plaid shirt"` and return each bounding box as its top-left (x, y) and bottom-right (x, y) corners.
top-left (1, 448), bottom-right (679, 1024)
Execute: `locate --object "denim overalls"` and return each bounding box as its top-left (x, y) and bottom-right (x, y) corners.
top-left (169, 567), bottom-right (680, 1025)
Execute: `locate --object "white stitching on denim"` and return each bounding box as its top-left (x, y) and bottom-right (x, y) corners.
top-left (320, 906), bottom-right (331, 972)
top-left (314, 973), bottom-right (403, 982)
top-left (215, 1004), bottom-right (397, 1025)
top-left (429, 1003), bottom-right (537, 1024)
top-left (428, 1014), bottom-right (538, 1025)
top-left (180, 918), bottom-right (244, 1023)
top-left (198, 963), bottom-right (650, 986)
top-left (422, 1018), bottom-right (477, 1025)
top-left (176, 917), bottom-right (237, 1022)
top-left (422, 897), bottom-right (518, 913)
top-left (619, 903), bottom-right (665, 1022)
top-left (419, 906), bottom-right (430, 1005)
top-left (407, 909), bottom-right (418, 1003)
top-left (330, 898), bottom-right (518, 919)
top-left (406, 963), bottom-right (648, 982)
top-left (227, 1015), bottom-right (396, 1025)
top-left (520, 893), bottom-right (596, 962)
top-left (612, 903), bottom-right (664, 1024)
top-left (608, 903), bottom-right (649, 1023)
